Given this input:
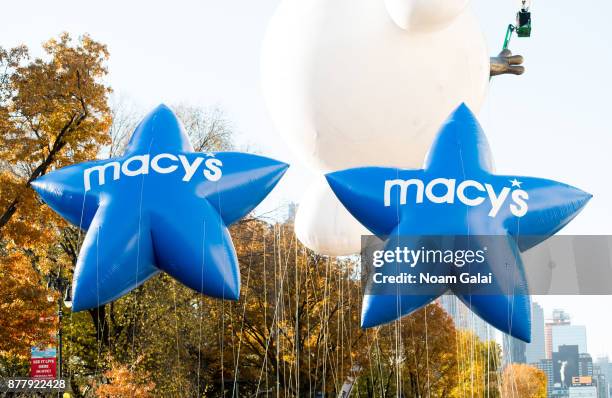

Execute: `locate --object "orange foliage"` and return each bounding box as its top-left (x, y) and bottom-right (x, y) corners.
top-left (0, 33), bottom-right (111, 357)
top-left (0, 32), bottom-right (111, 241)
top-left (501, 363), bottom-right (547, 398)
top-left (0, 251), bottom-right (55, 357)
top-left (95, 360), bottom-right (155, 398)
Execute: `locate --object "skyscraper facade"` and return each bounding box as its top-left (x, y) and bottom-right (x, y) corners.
top-left (526, 302), bottom-right (546, 363)
top-left (578, 353), bottom-right (593, 378)
top-left (438, 295), bottom-right (491, 342)
top-left (553, 325), bottom-right (588, 355)
top-left (503, 335), bottom-right (527, 364)
top-left (545, 310), bottom-right (588, 360)
top-left (536, 358), bottom-right (554, 396)
top-left (594, 363), bottom-right (610, 398)
top-left (596, 357), bottom-right (612, 391)
top-left (546, 309), bottom-right (571, 359)
top-left (593, 357), bottom-right (612, 398)
top-left (568, 385), bottom-right (597, 398)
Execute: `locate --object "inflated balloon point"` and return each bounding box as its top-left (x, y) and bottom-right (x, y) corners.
top-left (326, 103), bottom-right (591, 342)
top-left (32, 105), bottom-right (288, 311)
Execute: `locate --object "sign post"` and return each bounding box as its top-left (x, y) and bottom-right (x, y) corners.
top-left (30, 347), bottom-right (57, 379)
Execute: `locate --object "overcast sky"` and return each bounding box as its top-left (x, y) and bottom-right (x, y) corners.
top-left (2, 0), bottom-right (612, 359)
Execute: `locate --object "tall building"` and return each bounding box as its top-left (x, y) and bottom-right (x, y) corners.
top-left (596, 357), bottom-right (612, 396)
top-left (503, 335), bottom-right (526, 364)
top-left (578, 353), bottom-right (593, 378)
top-left (568, 377), bottom-right (597, 398)
top-left (545, 310), bottom-right (588, 359)
top-left (553, 345), bottom-right (580, 389)
top-left (568, 385), bottom-right (597, 398)
top-left (526, 302), bottom-right (546, 363)
top-left (550, 386), bottom-right (570, 398)
top-left (286, 202), bottom-right (297, 223)
top-left (438, 295), bottom-right (491, 342)
top-left (553, 309), bottom-right (572, 323)
top-left (546, 309), bottom-right (571, 359)
top-left (536, 358), bottom-right (554, 395)
top-left (593, 363), bottom-right (610, 398)
top-left (553, 325), bottom-right (588, 354)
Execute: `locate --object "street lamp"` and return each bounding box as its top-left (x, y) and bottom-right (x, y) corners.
top-left (63, 288), bottom-right (72, 309)
top-left (46, 273), bottom-right (71, 379)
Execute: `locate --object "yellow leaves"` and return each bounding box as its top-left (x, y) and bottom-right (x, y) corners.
top-left (450, 330), bottom-right (501, 397)
top-left (0, 32), bottom-right (111, 167)
top-left (501, 363), bottom-right (547, 398)
top-left (0, 32), bottom-right (111, 364)
top-left (0, 250), bottom-right (56, 358)
top-left (0, 32), bottom-right (111, 249)
top-left (6, 32), bottom-right (112, 168)
top-left (0, 175), bottom-right (65, 249)
top-left (94, 358), bottom-right (155, 398)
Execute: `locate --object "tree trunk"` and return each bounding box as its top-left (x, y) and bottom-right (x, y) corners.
top-left (0, 112), bottom-right (82, 234)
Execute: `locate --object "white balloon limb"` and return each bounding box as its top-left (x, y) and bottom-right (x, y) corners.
top-left (294, 177), bottom-right (370, 256)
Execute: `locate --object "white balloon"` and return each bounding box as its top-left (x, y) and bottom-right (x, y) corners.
top-left (263, 0), bottom-right (491, 255)
top-left (385, 0), bottom-right (470, 32)
top-left (261, 0), bottom-right (489, 171)
top-left (295, 178), bottom-right (369, 256)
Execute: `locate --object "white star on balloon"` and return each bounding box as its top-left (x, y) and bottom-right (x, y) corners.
top-left (510, 178), bottom-right (523, 188)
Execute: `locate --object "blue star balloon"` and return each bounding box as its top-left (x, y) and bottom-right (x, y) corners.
top-left (32, 105), bottom-right (288, 311)
top-left (325, 104), bottom-right (591, 342)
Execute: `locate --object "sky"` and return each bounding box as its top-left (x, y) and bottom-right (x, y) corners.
top-left (2, 0), bottom-right (612, 359)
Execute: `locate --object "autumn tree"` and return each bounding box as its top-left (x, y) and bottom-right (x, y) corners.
top-left (354, 303), bottom-right (459, 398)
top-left (105, 96), bottom-right (142, 158)
top-left (501, 363), bottom-right (547, 398)
top-left (94, 358), bottom-right (155, 398)
top-left (100, 99), bottom-right (234, 159)
top-left (451, 331), bottom-right (501, 398)
top-left (0, 250), bottom-right (56, 358)
top-left (173, 103), bottom-right (233, 152)
top-left (59, 216), bottom-right (504, 397)
top-left (223, 220), bottom-right (365, 397)
top-left (62, 219), bottom-right (364, 397)
top-left (0, 33), bottom-right (111, 359)
top-left (0, 33), bottom-right (111, 237)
